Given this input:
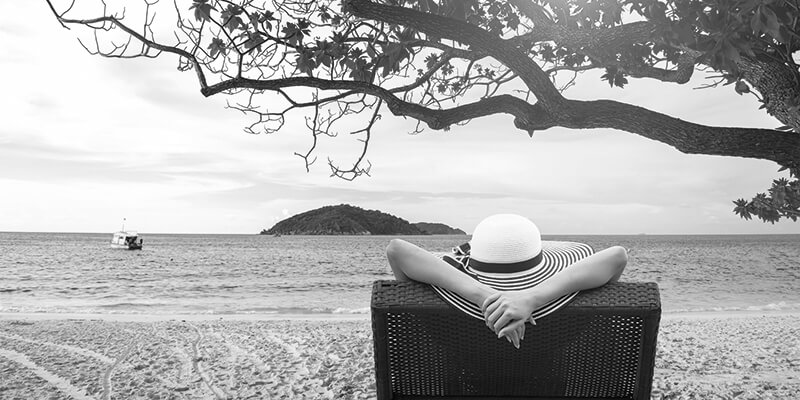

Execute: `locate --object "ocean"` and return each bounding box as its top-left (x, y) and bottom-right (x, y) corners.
top-left (1, 232), bottom-right (798, 315)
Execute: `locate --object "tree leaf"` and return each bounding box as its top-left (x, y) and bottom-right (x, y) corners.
top-left (190, 0), bottom-right (214, 22)
top-left (615, 74), bottom-right (628, 88)
top-left (734, 80), bottom-right (750, 95)
top-left (207, 37), bottom-right (226, 58)
top-left (221, 5), bottom-right (243, 31)
top-left (244, 32), bottom-right (265, 52)
top-left (295, 51), bottom-right (316, 76)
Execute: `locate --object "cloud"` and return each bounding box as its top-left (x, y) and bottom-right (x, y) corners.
top-left (3, 2), bottom-right (797, 234)
top-left (28, 96), bottom-right (59, 111)
top-left (99, 57), bottom-right (224, 117)
top-left (181, 178), bottom-right (517, 209)
top-left (0, 133), bottom-right (253, 186)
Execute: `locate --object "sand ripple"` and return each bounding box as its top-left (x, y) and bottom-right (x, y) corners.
top-left (1, 314), bottom-right (798, 399)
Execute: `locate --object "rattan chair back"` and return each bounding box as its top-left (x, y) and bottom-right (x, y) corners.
top-left (371, 280), bottom-right (660, 400)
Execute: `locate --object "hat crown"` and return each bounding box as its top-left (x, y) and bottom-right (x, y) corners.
top-left (470, 214), bottom-right (542, 265)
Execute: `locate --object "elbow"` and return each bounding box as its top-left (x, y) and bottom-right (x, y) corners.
top-left (611, 246), bottom-right (628, 266)
top-left (386, 238), bottom-right (406, 265)
top-left (608, 246), bottom-right (628, 280)
top-left (386, 238), bottom-right (413, 282)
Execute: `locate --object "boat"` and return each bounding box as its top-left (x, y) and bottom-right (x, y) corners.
top-left (111, 219), bottom-right (143, 250)
top-left (111, 231), bottom-right (143, 250)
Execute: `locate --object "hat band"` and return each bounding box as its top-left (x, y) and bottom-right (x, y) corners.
top-left (468, 252), bottom-right (543, 273)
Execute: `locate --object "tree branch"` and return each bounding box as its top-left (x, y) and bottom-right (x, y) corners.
top-left (206, 72), bottom-right (800, 168)
top-left (508, 0), bottom-right (695, 85)
top-left (204, 75), bottom-right (550, 131)
top-left (342, 0), bottom-right (566, 112)
top-left (48, 1), bottom-right (210, 91)
top-left (509, 0), bottom-right (656, 51)
top-left (560, 99), bottom-right (800, 167)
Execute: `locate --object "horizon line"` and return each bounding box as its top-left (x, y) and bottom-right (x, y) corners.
top-left (1, 230), bottom-right (799, 236)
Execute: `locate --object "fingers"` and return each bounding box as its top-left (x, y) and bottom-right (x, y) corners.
top-left (504, 327), bottom-right (520, 349)
top-left (498, 319), bottom-right (525, 340)
top-left (481, 292), bottom-right (502, 315)
top-left (492, 313), bottom-right (513, 333)
top-left (482, 294), bottom-right (504, 330)
top-left (486, 304), bottom-right (506, 331)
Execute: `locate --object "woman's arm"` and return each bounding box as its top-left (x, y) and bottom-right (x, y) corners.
top-left (387, 239), bottom-right (526, 348)
top-left (387, 239), bottom-right (496, 307)
top-left (482, 246), bottom-right (628, 337)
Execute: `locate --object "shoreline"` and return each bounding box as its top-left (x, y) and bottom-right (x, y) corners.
top-left (1, 313), bottom-right (799, 399)
top-left (0, 312), bottom-right (371, 322)
top-left (1, 308), bottom-right (798, 322)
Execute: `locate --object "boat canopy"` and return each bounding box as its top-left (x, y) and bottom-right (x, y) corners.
top-left (113, 231), bottom-right (138, 237)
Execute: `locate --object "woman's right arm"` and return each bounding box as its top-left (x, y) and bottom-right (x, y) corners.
top-left (483, 246), bottom-right (628, 337)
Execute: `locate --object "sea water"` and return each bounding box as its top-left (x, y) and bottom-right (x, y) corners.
top-left (1, 232), bottom-right (798, 315)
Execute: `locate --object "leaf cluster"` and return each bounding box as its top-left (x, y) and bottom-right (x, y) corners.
top-left (734, 167), bottom-right (800, 223)
top-left (509, 0), bottom-right (800, 91)
top-left (652, 0), bottom-right (799, 76)
top-left (52, 0), bottom-right (800, 224)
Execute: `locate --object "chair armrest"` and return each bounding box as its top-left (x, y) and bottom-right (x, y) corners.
top-left (372, 280), bottom-right (661, 315)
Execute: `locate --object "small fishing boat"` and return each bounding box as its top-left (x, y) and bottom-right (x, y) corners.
top-left (111, 219), bottom-right (143, 250)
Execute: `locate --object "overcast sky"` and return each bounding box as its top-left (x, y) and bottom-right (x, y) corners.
top-left (1, 2), bottom-right (797, 235)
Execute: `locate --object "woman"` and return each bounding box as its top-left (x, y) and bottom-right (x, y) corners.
top-left (386, 214), bottom-right (627, 348)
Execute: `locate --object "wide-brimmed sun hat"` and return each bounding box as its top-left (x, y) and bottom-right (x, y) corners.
top-left (430, 214), bottom-right (594, 322)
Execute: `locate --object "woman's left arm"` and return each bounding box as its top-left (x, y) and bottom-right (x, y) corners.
top-left (483, 246), bottom-right (628, 337)
top-left (387, 239), bottom-right (527, 348)
top-left (387, 238), bottom-right (496, 305)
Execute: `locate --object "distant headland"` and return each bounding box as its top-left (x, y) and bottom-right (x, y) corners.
top-left (260, 204), bottom-right (465, 235)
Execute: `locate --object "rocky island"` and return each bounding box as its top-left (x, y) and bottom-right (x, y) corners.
top-left (412, 222), bottom-right (466, 235)
top-left (260, 204), bottom-right (464, 235)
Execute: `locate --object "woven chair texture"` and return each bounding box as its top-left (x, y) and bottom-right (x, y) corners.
top-left (371, 280), bottom-right (660, 400)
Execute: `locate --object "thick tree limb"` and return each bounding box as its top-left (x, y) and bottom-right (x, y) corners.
top-left (559, 99), bottom-right (800, 166)
top-left (342, 0), bottom-right (566, 111)
top-left (204, 74), bottom-right (800, 166)
top-left (509, 0), bottom-right (655, 51)
top-left (49, 0), bottom-right (799, 170)
top-left (203, 76), bottom-right (549, 130)
top-left (508, 0), bottom-right (695, 84)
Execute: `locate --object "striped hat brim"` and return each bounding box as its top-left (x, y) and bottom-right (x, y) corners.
top-left (430, 241), bottom-right (594, 321)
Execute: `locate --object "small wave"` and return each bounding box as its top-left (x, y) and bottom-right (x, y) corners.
top-left (332, 307), bottom-right (370, 314)
top-left (0, 288), bottom-right (32, 293)
top-left (97, 302), bottom-right (172, 308)
top-left (0, 304), bottom-right (372, 316)
top-left (745, 301), bottom-right (800, 311)
top-left (667, 301), bottom-right (800, 314)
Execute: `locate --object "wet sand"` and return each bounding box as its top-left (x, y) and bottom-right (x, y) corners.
top-left (1, 313), bottom-right (798, 399)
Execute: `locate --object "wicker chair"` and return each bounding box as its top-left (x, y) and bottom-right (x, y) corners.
top-left (371, 280), bottom-right (661, 400)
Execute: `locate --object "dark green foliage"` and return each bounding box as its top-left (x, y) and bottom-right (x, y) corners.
top-left (263, 204), bottom-right (427, 235)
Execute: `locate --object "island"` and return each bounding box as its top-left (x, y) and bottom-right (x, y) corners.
top-left (260, 204), bottom-right (465, 235)
top-left (412, 222), bottom-right (466, 235)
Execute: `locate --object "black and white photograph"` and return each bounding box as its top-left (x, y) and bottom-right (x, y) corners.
top-left (2, 0), bottom-right (799, 398)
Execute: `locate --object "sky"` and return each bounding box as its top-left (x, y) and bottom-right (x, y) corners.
top-left (1, 2), bottom-right (798, 235)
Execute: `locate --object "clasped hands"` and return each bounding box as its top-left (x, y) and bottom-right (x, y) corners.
top-left (480, 290), bottom-right (538, 349)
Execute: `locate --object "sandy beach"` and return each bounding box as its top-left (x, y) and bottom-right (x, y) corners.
top-left (1, 313), bottom-right (799, 399)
